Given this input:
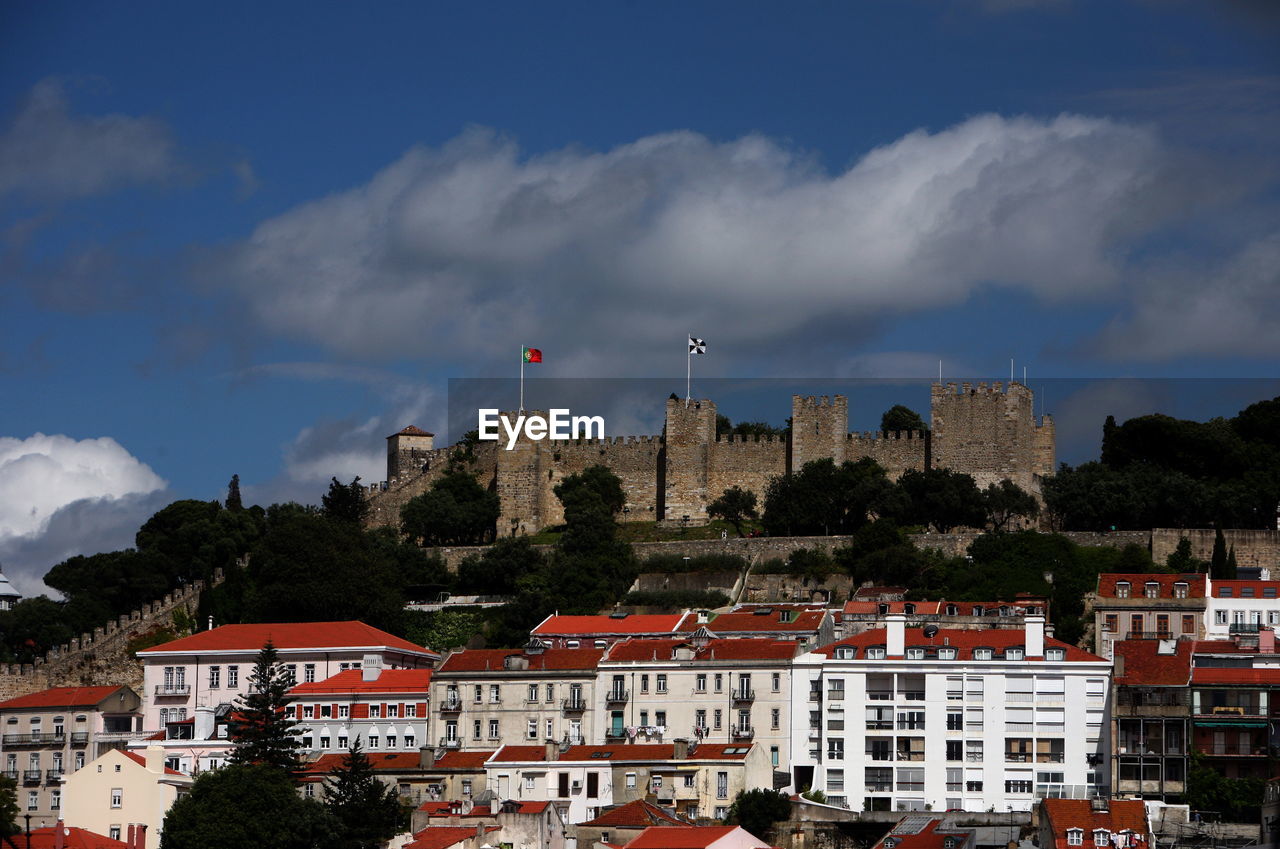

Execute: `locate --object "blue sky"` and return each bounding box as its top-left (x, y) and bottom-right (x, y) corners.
top-left (1, 1), bottom-right (1278, 593)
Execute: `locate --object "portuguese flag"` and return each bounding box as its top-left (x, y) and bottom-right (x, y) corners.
top-left (522, 347), bottom-right (542, 363)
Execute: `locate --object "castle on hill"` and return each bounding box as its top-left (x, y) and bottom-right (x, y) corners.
top-left (364, 382), bottom-right (1055, 536)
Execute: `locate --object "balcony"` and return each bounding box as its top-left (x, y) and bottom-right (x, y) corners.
top-left (438, 737), bottom-right (460, 749)
top-left (605, 728), bottom-right (628, 742)
top-left (896, 751), bottom-right (926, 762)
top-left (1200, 743), bottom-right (1268, 756)
top-left (605, 689), bottom-right (629, 706)
top-left (438, 699), bottom-right (463, 714)
top-left (1229, 623), bottom-right (1262, 634)
top-left (731, 689), bottom-right (755, 705)
top-left (22, 770), bottom-right (41, 784)
top-left (808, 690), bottom-right (822, 702)
top-left (46, 769), bottom-right (62, 783)
top-left (70, 732), bottom-right (89, 745)
top-left (1006, 753), bottom-right (1032, 763)
top-left (154, 684), bottom-right (191, 696)
top-left (1036, 754), bottom-right (1066, 763)
top-left (1, 733), bottom-right (64, 746)
top-left (1, 770), bottom-right (15, 781)
top-left (561, 698), bottom-right (586, 714)
top-left (732, 726), bottom-right (754, 740)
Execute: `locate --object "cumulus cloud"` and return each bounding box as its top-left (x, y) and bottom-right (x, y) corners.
top-left (0, 79), bottom-right (182, 202)
top-left (209, 115), bottom-right (1201, 374)
top-left (0, 433), bottom-right (167, 595)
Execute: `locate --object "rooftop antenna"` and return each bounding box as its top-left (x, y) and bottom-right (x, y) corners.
top-left (1010, 357), bottom-right (1015, 383)
top-left (938, 359), bottom-right (942, 384)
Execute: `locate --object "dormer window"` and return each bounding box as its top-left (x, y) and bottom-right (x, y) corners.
top-left (944, 838), bottom-right (957, 849)
top-left (1242, 587), bottom-right (1256, 598)
top-left (1045, 648), bottom-right (1065, 661)
top-left (1144, 582), bottom-right (1159, 598)
top-left (945, 604), bottom-right (958, 616)
top-left (866, 647), bottom-right (886, 660)
top-left (906, 647), bottom-right (925, 660)
top-left (1094, 830), bottom-right (1110, 847)
top-left (973, 648), bottom-right (993, 661)
top-left (938, 647), bottom-right (957, 660)
top-left (1217, 588), bottom-right (1233, 598)
top-left (1005, 648), bottom-right (1024, 661)
top-left (833, 646), bottom-right (855, 660)
top-left (1173, 582), bottom-right (1188, 598)
top-left (878, 604), bottom-right (889, 615)
top-left (972, 606), bottom-right (984, 616)
top-left (904, 603), bottom-right (916, 615)
top-left (1067, 830), bottom-right (1083, 846)
top-left (1115, 582), bottom-right (1130, 598)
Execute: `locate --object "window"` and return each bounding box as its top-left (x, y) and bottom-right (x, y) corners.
top-left (828, 679), bottom-right (845, 700)
top-left (111, 788), bottom-right (123, 808)
top-left (695, 710), bottom-right (707, 730)
top-left (906, 647), bottom-right (925, 660)
top-left (528, 720), bottom-right (538, 740)
top-left (405, 734), bottom-right (415, 748)
top-left (303, 706), bottom-right (314, 719)
top-left (528, 684), bottom-right (539, 702)
top-left (626, 772), bottom-right (637, 789)
top-left (946, 741), bottom-right (962, 761)
top-left (1006, 780), bottom-right (1033, 793)
top-left (657, 674), bottom-right (667, 693)
top-left (684, 774), bottom-right (696, 787)
top-left (472, 720), bottom-right (481, 740)
top-left (304, 664), bottom-right (316, 683)
top-left (474, 685), bottom-right (483, 703)
top-left (368, 735), bottom-right (379, 748)
top-left (1115, 582), bottom-right (1130, 598)
top-left (406, 704), bottom-right (417, 718)
top-left (524, 774), bottom-right (535, 791)
top-left (772, 673), bottom-right (781, 692)
top-left (1045, 648), bottom-right (1065, 661)
top-left (1174, 582), bottom-right (1189, 598)
top-left (320, 736), bottom-right (330, 749)
top-left (50, 790), bottom-right (60, 810)
top-left (714, 709), bottom-right (722, 730)
top-left (489, 720), bottom-right (500, 739)
top-left (973, 648), bottom-right (993, 661)
top-left (209, 666), bottom-right (220, 688)
top-left (339, 705), bottom-right (350, 719)
top-left (1145, 582), bottom-right (1159, 598)
top-left (1104, 614), bottom-right (1118, 633)
top-left (546, 719), bottom-right (554, 738)
top-left (947, 711), bottom-right (963, 731)
top-left (771, 708), bottom-right (780, 730)
top-left (1215, 610), bottom-right (1229, 625)
top-left (110, 828), bottom-right (121, 841)
top-left (1005, 648), bottom-right (1024, 661)
top-left (828, 769), bottom-right (845, 791)
top-left (655, 710), bottom-right (666, 727)
top-left (303, 783), bottom-right (315, 798)
top-left (1181, 614), bottom-right (1195, 634)
top-left (338, 736), bottom-right (348, 748)
top-left (284, 665), bottom-right (297, 685)
top-left (75, 753), bottom-right (84, 771)
top-left (896, 767), bottom-right (924, 792)
top-left (1218, 587), bottom-right (1233, 598)
top-left (938, 647), bottom-right (957, 660)
top-left (1243, 587), bottom-right (1256, 598)
top-left (827, 738), bottom-right (844, 760)
top-left (27, 792), bottom-right (37, 812)
top-left (865, 647), bottom-right (886, 660)
top-left (714, 674), bottom-right (723, 692)
top-left (640, 675), bottom-right (649, 693)
top-left (696, 674), bottom-right (707, 692)
top-left (369, 705), bottom-right (380, 719)
top-left (489, 685), bottom-right (501, 704)
top-left (716, 771), bottom-right (729, 799)
top-left (1067, 830), bottom-right (1083, 846)
top-left (1094, 831), bottom-right (1110, 847)
top-left (1266, 587), bottom-right (1278, 599)
top-left (833, 646), bottom-right (855, 659)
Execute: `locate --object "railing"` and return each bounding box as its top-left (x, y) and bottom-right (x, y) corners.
top-left (561, 698), bottom-right (586, 713)
top-left (1200, 743), bottom-right (1267, 756)
top-left (22, 770), bottom-right (42, 784)
top-left (966, 753), bottom-right (984, 762)
top-left (1, 770), bottom-right (16, 781)
top-left (2, 733), bottom-right (65, 745)
top-left (1006, 753), bottom-right (1031, 762)
top-left (732, 689), bottom-right (755, 704)
top-left (808, 691), bottom-right (822, 702)
top-left (155, 684), bottom-right (191, 696)
top-left (70, 732), bottom-right (89, 744)
top-left (896, 751), bottom-right (926, 761)
top-left (605, 689), bottom-right (629, 706)
top-left (438, 737), bottom-right (460, 749)
top-left (46, 769), bottom-right (62, 782)
top-left (1229, 623), bottom-right (1262, 634)
top-left (865, 782), bottom-right (892, 792)
top-left (1036, 754), bottom-right (1066, 763)
top-left (605, 729), bottom-right (628, 741)
top-left (438, 700), bottom-right (463, 714)
top-left (732, 726), bottom-right (754, 740)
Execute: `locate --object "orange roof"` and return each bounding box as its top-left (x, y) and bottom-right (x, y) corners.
top-left (875, 818), bottom-right (971, 849)
top-left (300, 751), bottom-right (424, 778)
top-left (391, 426), bottom-right (435, 437)
top-left (582, 799), bottom-right (690, 828)
top-left (120, 751), bottom-right (187, 777)
top-left (21, 826), bottom-right (128, 849)
top-left (0, 685), bottom-right (128, 711)
top-left (815, 627), bottom-right (1102, 662)
top-left (290, 668), bottom-right (431, 695)
top-left (1212, 580), bottom-right (1280, 596)
top-left (625, 826), bottom-right (751, 849)
top-left (842, 600), bottom-right (1043, 616)
top-left (1114, 640), bottom-right (1192, 686)
top-left (432, 749), bottom-right (494, 769)
top-left (490, 744), bottom-right (551, 763)
top-left (678, 610), bottom-right (826, 633)
top-left (490, 743), bottom-right (753, 763)
top-left (604, 638), bottom-right (799, 662)
top-left (1097, 574), bottom-right (1206, 599)
top-left (1041, 799), bottom-right (1148, 849)
top-left (404, 826), bottom-right (500, 849)
top-left (438, 647), bottom-right (604, 672)
top-left (1191, 667), bottom-right (1280, 685)
top-left (137, 621), bottom-right (436, 656)
top-left (533, 614), bottom-right (686, 636)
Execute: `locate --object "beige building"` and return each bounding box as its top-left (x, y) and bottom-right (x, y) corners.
top-left (430, 643), bottom-right (604, 750)
top-left (597, 633), bottom-right (800, 772)
top-left (0, 685), bottom-right (141, 827)
top-left (1091, 574), bottom-right (1207, 660)
top-left (61, 744), bottom-right (192, 845)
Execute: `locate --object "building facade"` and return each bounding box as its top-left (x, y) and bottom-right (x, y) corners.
top-left (1092, 574), bottom-right (1207, 661)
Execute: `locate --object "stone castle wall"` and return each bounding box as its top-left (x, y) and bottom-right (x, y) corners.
top-left (1151, 528), bottom-right (1280, 570)
top-left (366, 382), bottom-right (1054, 536)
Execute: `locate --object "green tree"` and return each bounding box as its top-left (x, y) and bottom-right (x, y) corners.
top-left (457, 537), bottom-right (546, 595)
top-left (324, 739), bottom-right (406, 849)
top-left (161, 763), bottom-right (339, 849)
top-left (725, 788), bottom-right (791, 841)
top-left (322, 477), bottom-right (370, 526)
top-left (708, 486), bottom-right (759, 536)
top-left (0, 773), bottom-right (18, 849)
top-left (880, 404), bottom-right (927, 434)
top-left (400, 470), bottom-right (499, 546)
top-left (226, 475), bottom-right (243, 512)
top-left (1185, 750), bottom-right (1264, 821)
top-left (982, 480), bottom-right (1041, 532)
top-left (887, 468), bottom-right (985, 533)
top-left (227, 642), bottom-right (305, 774)
top-left (1167, 538), bottom-right (1207, 573)
top-left (1210, 527), bottom-right (1228, 578)
top-left (402, 609), bottom-right (484, 652)
top-left (763, 458), bottom-right (893, 537)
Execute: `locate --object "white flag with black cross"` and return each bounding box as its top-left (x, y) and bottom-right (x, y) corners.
top-left (687, 336), bottom-right (706, 403)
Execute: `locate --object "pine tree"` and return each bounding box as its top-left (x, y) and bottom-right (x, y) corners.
top-left (227, 641), bottom-right (304, 774)
top-left (324, 738), bottom-right (406, 849)
top-left (1226, 545), bottom-right (1239, 580)
top-left (226, 474), bottom-right (243, 512)
top-left (1211, 527), bottom-right (1228, 578)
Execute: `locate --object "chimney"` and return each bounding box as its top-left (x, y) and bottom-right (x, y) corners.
top-left (544, 740), bottom-right (559, 762)
top-left (1263, 628), bottom-right (1276, 654)
top-left (144, 743), bottom-right (164, 774)
top-left (885, 614), bottom-right (906, 657)
top-left (1114, 655), bottom-right (1125, 678)
top-left (1025, 614), bottom-right (1045, 658)
top-left (419, 744), bottom-right (437, 769)
top-left (673, 738), bottom-right (689, 760)
top-left (127, 824), bottom-right (137, 849)
top-left (54, 821), bottom-right (65, 849)
top-left (194, 705), bottom-right (215, 740)
top-left (136, 823), bottom-right (148, 849)
top-left (362, 653), bottom-right (383, 682)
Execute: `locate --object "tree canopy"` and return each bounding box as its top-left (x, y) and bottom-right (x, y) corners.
top-left (880, 404), bottom-right (927, 434)
top-left (323, 739), bottom-right (407, 849)
top-left (708, 486), bottom-right (759, 536)
top-left (226, 642), bottom-right (305, 775)
top-left (400, 469), bottom-right (499, 546)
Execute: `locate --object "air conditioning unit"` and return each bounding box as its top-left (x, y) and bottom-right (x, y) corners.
top-left (571, 780), bottom-right (583, 791)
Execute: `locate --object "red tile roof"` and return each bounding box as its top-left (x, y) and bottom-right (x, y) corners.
top-left (432, 750), bottom-right (494, 769)
top-left (137, 621), bottom-right (436, 655)
top-left (842, 600), bottom-right (1043, 616)
top-left (875, 818), bottom-right (970, 849)
top-left (404, 825), bottom-right (500, 849)
top-left (392, 426), bottom-right (435, 437)
top-left (1191, 667), bottom-right (1280, 685)
top-left (300, 751), bottom-right (424, 778)
top-left (1041, 799), bottom-right (1148, 849)
top-left (438, 647), bottom-right (604, 673)
top-left (416, 801), bottom-right (550, 817)
top-left (532, 614), bottom-right (686, 636)
top-left (677, 610), bottom-right (826, 633)
top-left (581, 799), bottom-right (690, 828)
top-left (0, 685), bottom-right (128, 711)
top-left (1211, 580), bottom-right (1280, 595)
top-left (289, 668), bottom-right (431, 695)
top-left (815, 627), bottom-right (1102, 662)
top-left (21, 826), bottom-right (128, 849)
top-left (489, 743), bottom-right (753, 763)
top-left (489, 744), bottom-right (551, 763)
top-left (604, 638), bottom-right (799, 662)
top-left (1096, 574), bottom-right (1206, 599)
top-left (1114, 639), bottom-right (1192, 686)
top-left (121, 751), bottom-right (187, 777)
top-left (625, 826), bottom-right (759, 849)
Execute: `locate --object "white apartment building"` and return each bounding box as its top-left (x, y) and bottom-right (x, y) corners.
top-left (1205, 579), bottom-right (1280, 638)
top-left (135, 621), bottom-right (437, 772)
top-left (790, 615), bottom-right (1111, 813)
top-left (288, 663), bottom-right (430, 757)
top-left (595, 632), bottom-right (799, 771)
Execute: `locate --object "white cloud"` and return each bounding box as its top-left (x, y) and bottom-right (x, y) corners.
top-left (212, 115), bottom-right (1197, 373)
top-left (0, 79), bottom-right (181, 202)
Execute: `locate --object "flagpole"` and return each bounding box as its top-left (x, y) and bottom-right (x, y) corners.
top-left (686, 335), bottom-right (692, 407)
top-left (519, 346), bottom-right (525, 413)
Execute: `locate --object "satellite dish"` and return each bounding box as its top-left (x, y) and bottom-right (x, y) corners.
top-left (923, 624), bottom-right (939, 639)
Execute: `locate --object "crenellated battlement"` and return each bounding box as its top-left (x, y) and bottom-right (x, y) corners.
top-left (715, 433), bottom-right (785, 444)
top-left (848, 430), bottom-right (926, 442)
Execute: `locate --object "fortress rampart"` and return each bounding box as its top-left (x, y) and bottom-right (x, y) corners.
top-left (365, 382), bottom-right (1054, 536)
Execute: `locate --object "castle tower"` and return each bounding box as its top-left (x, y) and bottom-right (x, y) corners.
top-left (493, 410), bottom-right (550, 537)
top-left (661, 397), bottom-right (716, 525)
top-left (1033, 413), bottom-right (1056, 478)
top-left (930, 381), bottom-right (1039, 491)
top-left (789, 395), bottom-right (848, 473)
top-left (386, 426), bottom-right (434, 482)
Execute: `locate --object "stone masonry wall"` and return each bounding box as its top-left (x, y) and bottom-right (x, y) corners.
top-left (931, 381), bottom-right (1039, 492)
top-left (1151, 528), bottom-right (1280, 570)
top-left (707, 435), bottom-right (787, 511)
top-left (846, 431), bottom-right (927, 480)
top-left (661, 397), bottom-right (717, 525)
top-left (366, 443), bottom-right (501, 531)
top-left (791, 395), bottom-right (848, 472)
top-left (530, 437), bottom-right (664, 529)
top-left (0, 574), bottom-right (218, 702)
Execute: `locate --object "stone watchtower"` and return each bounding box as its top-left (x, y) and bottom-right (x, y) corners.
top-left (661, 397), bottom-right (717, 525)
top-left (386, 426), bottom-right (434, 483)
top-left (929, 381), bottom-right (1053, 492)
top-left (790, 395), bottom-right (848, 472)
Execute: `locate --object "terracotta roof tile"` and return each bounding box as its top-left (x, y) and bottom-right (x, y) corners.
top-left (22, 826), bottom-right (128, 849)
top-left (489, 744), bottom-right (551, 763)
top-left (404, 825), bottom-right (500, 849)
top-left (1191, 667), bottom-right (1280, 685)
top-left (300, 751), bottom-right (424, 777)
top-left (1096, 574), bottom-right (1206, 599)
top-left (1041, 799), bottom-right (1148, 849)
top-left (814, 627), bottom-right (1102, 662)
top-left (137, 621), bottom-right (436, 656)
top-left (625, 826), bottom-right (755, 849)
top-left (533, 615), bottom-right (686, 636)
top-left (582, 799), bottom-right (690, 828)
top-left (604, 638), bottom-right (799, 662)
top-left (432, 750), bottom-right (495, 769)
top-left (120, 751), bottom-right (187, 777)
top-left (1114, 640), bottom-right (1192, 686)
top-left (678, 610), bottom-right (826, 633)
top-left (290, 668), bottom-right (431, 695)
top-left (391, 426), bottom-right (435, 437)
top-left (0, 685), bottom-right (128, 711)
top-left (874, 818), bottom-right (971, 849)
top-left (438, 648), bottom-right (604, 673)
